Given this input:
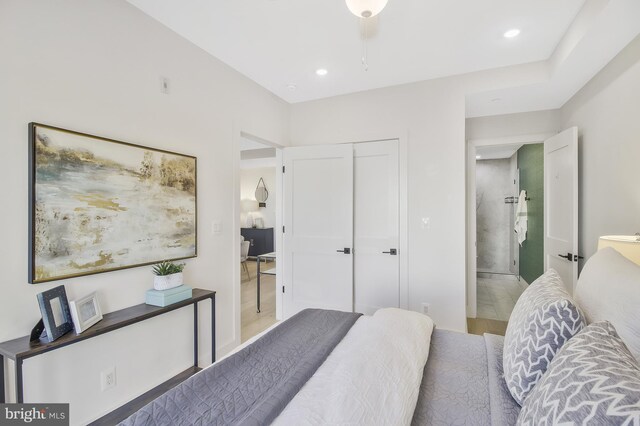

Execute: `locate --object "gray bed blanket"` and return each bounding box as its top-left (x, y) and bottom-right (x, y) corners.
top-left (484, 333), bottom-right (521, 426)
top-left (121, 309), bottom-right (361, 426)
top-left (412, 329), bottom-right (520, 426)
top-left (412, 329), bottom-right (492, 426)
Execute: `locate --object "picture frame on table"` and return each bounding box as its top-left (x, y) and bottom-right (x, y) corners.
top-left (35, 285), bottom-right (74, 343)
top-left (69, 292), bottom-right (103, 334)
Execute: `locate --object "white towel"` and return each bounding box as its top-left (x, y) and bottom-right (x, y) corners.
top-left (515, 190), bottom-right (528, 246)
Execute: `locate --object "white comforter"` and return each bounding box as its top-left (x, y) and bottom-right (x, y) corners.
top-left (273, 308), bottom-right (435, 426)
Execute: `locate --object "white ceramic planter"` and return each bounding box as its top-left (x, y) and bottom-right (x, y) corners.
top-left (153, 272), bottom-right (183, 291)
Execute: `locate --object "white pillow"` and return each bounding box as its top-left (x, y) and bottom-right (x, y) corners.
top-left (575, 247), bottom-right (640, 361)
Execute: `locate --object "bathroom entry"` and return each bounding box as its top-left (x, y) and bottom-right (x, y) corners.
top-left (475, 142), bottom-right (544, 323)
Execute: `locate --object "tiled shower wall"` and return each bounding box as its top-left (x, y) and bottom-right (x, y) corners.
top-left (476, 157), bottom-right (519, 274)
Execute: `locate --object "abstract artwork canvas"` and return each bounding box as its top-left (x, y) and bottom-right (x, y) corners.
top-left (29, 123), bottom-right (197, 283)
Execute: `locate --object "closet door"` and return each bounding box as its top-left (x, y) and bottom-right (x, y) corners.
top-left (354, 140), bottom-right (400, 314)
top-left (283, 144), bottom-right (354, 318)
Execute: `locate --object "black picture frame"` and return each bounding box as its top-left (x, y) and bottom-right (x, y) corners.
top-left (28, 122), bottom-right (198, 284)
top-left (36, 285), bottom-right (74, 343)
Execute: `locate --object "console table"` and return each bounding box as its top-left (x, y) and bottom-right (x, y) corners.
top-left (0, 288), bottom-right (215, 414)
top-left (256, 252), bottom-right (276, 313)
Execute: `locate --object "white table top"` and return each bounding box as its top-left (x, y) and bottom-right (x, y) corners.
top-left (257, 252), bottom-right (276, 259)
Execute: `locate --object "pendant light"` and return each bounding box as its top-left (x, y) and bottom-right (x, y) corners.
top-left (345, 0), bottom-right (388, 18)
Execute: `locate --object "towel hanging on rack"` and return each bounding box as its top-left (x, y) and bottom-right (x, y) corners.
top-left (515, 190), bottom-right (528, 246)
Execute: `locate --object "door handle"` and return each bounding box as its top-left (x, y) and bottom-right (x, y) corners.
top-left (336, 248), bottom-right (351, 254)
top-left (558, 252), bottom-right (584, 262)
top-left (382, 249), bottom-right (397, 255)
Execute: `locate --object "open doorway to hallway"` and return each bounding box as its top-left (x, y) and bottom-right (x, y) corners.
top-left (239, 136), bottom-right (280, 342)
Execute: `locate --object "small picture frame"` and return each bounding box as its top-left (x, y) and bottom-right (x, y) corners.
top-left (254, 217), bottom-right (264, 229)
top-left (69, 292), bottom-right (103, 334)
top-left (36, 285), bottom-right (74, 343)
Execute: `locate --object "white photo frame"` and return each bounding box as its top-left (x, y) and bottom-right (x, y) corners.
top-left (69, 292), bottom-right (103, 334)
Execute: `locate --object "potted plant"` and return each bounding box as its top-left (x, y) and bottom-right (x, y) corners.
top-left (152, 261), bottom-right (185, 291)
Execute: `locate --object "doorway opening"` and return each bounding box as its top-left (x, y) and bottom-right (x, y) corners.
top-left (471, 142), bottom-right (544, 333)
top-left (238, 133), bottom-right (282, 343)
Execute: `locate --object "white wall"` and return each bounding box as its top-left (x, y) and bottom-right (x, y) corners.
top-left (0, 1), bottom-right (288, 424)
top-left (466, 110), bottom-right (561, 141)
top-left (560, 33), bottom-right (640, 265)
top-left (240, 167), bottom-right (277, 229)
top-left (290, 79), bottom-right (468, 331)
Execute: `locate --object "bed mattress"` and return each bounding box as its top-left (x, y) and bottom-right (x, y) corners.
top-left (121, 311), bottom-right (520, 425)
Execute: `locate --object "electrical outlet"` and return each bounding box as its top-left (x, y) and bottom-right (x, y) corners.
top-left (421, 303), bottom-right (430, 315)
top-left (101, 367), bottom-right (116, 391)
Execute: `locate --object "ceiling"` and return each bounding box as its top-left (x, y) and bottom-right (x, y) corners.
top-left (466, 0), bottom-right (640, 117)
top-left (239, 137), bottom-right (270, 152)
top-left (127, 0), bottom-right (586, 104)
top-left (476, 144), bottom-right (522, 161)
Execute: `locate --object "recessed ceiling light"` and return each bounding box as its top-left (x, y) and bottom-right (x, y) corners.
top-left (504, 29), bottom-right (521, 38)
top-left (315, 68), bottom-right (328, 77)
top-left (476, 155), bottom-right (482, 160)
top-left (286, 83), bottom-right (297, 91)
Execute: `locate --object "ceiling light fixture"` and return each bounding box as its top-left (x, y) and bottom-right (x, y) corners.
top-left (345, 0), bottom-right (388, 18)
top-left (503, 29), bottom-right (521, 38)
top-left (286, 83), bottom-right (297, 90)
top-left (476, 155), bottom-right (482, 160)
top-left (315, 68), bottom-right (328, 76)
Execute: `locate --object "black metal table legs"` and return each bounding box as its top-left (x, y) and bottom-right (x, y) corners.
top-left (211, 295), bottom-right (216, 362)
top-left (256, 257), bottom-right (261, 313)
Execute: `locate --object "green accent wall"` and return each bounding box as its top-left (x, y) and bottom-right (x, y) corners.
top-left (518, 144), bottom-right (544, 284)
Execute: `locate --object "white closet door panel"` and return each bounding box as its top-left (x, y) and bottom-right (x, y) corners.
top-left (283, 144), bottom-right (354, 318)
top-left (354, 140), bottom-right (399, 315)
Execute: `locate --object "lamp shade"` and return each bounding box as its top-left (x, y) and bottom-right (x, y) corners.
top-left (241, 199), bottom-right (259, 213)
top-left (345, 0), bottom-right (388, 18)
top-left (598, 235), bottom-right (640, 265)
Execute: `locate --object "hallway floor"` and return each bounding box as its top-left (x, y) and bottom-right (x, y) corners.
top-left (477, 274), bottom-right (527, 322)
top-left (241, 259), bottom-right (277, 343)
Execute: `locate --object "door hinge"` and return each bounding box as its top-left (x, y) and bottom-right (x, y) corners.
top-left (282, 286), bottom-right (285, 293)
top-left (282, 166), bottom-right (285, 173)
top-left (282, 226), bottom-right (285, 233)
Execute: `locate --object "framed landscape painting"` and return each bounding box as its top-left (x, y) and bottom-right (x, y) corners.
top-left (29, 123), bottom-right (197, 283)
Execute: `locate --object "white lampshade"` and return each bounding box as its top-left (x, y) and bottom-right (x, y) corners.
top-left (345, 0), bottom-right (388, 18)
top-left (241, 199), bottom-right (259, 213)
top-left (598, 235), bottom-right (640, 265)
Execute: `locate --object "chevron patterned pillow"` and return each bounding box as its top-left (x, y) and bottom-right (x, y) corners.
top-left (503, 269), bottom-right (585, 405)
top-left (517, 321), bottom-right (640, 425)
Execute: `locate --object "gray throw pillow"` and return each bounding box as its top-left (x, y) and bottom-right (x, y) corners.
top-left (517, 321), bottom-right (640, 425)
top-left (503, 269), bottom-right (585, 405)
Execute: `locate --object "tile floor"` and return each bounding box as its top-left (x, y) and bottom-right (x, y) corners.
top-left (477, 274), bottom-right (527, 322)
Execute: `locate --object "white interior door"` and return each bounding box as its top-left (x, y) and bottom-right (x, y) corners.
top-left (544, 127), bottom-right (579, 293)
top-left (354, 141), bottom-right (399, 315)
top-left (283, 144), bottom-right (354, 318)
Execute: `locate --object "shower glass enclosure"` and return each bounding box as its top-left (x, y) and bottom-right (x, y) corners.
top-left (475, 151), bottom-right (520, 279)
